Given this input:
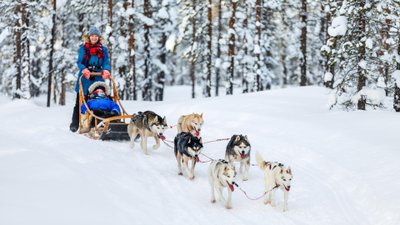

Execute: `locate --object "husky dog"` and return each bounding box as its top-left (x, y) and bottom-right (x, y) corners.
top-left (128, 111), bottom-right (168, 155)
top-left (255, 152), bottom-right (293, 212)
top-left (177, 113), bottom-right (204, 137)
top-left (225, 135), bottom-right (251, 181)
top-left (208, 159), bottom-right (237, 209)
top-left (174, 132), bottom-right (203, 179)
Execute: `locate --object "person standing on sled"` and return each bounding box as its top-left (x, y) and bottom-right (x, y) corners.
top-left (69, 26), bottom-right (111, 132)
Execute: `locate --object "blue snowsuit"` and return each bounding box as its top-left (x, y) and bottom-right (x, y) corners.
top-left (75, 45), bottom-right (111, 95)
top-left (81, 98), bottom-right (121, 115)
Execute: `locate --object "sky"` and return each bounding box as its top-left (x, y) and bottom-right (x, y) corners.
top-left (0, 86), bottom-right (399, 225)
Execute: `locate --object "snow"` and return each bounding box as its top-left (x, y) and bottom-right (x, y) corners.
top-left (358, 60), bottom-right (367, 69)
top-left (156, 7), bottom-right (169, 19)
top-left (351, 87), bottom-right (386, 106)
top-left (324, 72), bottom-right (333, 82)
top-left (135, 13), bottom-right (155, 26)
top-left (0, 27), bottom-right (9, 44)
top-left (321, 45), bottom-right (331, 54)
top-left (365, 38), bottom-right (373, 49)
top-left (328, 16), bottom-right (347, 37)
top-left (393, 70), bottom-right (400, 85)
top-left (165, 34), bottom-right (177, 52)
top-left (1, 86), bottom-right (400, 225)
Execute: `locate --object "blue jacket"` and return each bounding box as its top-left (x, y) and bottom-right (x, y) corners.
top-left (81, 98), bottom-right (121, 115)
top-left (75, 44), bottom-right (111, 94)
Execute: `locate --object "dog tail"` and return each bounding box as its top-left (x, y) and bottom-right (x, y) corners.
top-left (255, 151), bottom-right (268, 170)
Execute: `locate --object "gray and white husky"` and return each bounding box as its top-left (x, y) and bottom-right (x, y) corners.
top-left (128, 111), bottom-right (168, 155)
top-left (208, 159), bottom-right (236, 209)
top-left (255, 151), bottom-right (293, 212)
top-left (174, 132), bottom-right (203, 180)
top-left (225, 134), bottom-right (251, 181)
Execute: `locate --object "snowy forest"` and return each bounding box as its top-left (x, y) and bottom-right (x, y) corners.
top-left (1, 0), bottom-right (400, 111)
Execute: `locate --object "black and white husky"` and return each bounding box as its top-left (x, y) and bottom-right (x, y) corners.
top-left (255, 151), bottom-right (293, 212)
top-left (208, 159), bottom-right (236, 209)
top-left (225, 134), bottom-right (251, 181)
top-left (128, 111), bottom-right (168, 155)
top-left (174, 132), bottom-right (203, 180)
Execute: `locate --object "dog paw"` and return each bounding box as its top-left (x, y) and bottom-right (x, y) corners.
top-left (211, 199), bottom-right (216, 203)
top-left (242, 177), bottom-right (248, 181)
top-left (178, 172), bottom-right (183, 176)
top-left (153, 144), bottom-right (160, 150)
top-left (264, 200), bottom-right (271, 205)
top-left (225, 205), bottom-right (232, 209)
top-left (189, 175), bottom-right (195, 180)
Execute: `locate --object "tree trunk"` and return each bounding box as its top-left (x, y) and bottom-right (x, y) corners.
top-left (357, 0), bottom-right (366, 110)
top-left (108, 0), bottom-right (113, 65)
top-left (300, 0), bottom-right (307, 86)
top-left (215, 0), bottom-right (222, 96)
top-left (227, 0), bottom-right (237, 95)
top-left (47, 0), bottom-right (56, 107)
top-left (128, 0), bottom-right (137, 100)
top-left (143, 0), bottom-right (152, 101)
top-left (324, 4), bottom-right (334, 89)
top-left (242, 6), bottom-right (249, 93)
top-left (155, 33), bottom-right (167, 101)
top-left (14, 3), bottom-right (22, 99)
top-left (205, 0), bottom-right (212, 97)
top-left (118, 0), bottom-right (129, 100)
top-left (255, 0), bottom-right (261, 91)
top-left (190, 0), bottom-right (197, 99)
top-left (380, 7), bottom-right (390, 96)
top-left (78, 13), bottom-right (84, 35)
top-left (394, 26), bottom-right (400, 112)
top-left (59, 17), bottom-right (66, 105)
top-left (22, 3), bottom-right (31, 98)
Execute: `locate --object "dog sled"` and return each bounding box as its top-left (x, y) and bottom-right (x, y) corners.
top-left (78, 72), bottom-right (131, 141)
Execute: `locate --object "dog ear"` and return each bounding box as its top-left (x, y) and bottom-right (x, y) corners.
top-left (286, 167), bottom-right (292, 175)
top-left (199, 137), bottom-right (202, 143)
top-left (244, 135), bottom-right (249, 141)
top-left (163, 116), bottom-right (167, 124)
top-left (234, 135), bottom-right (240, 143)
top-left (200, 113), bottom-right (203, 118)
top-left (223, 164), bottom-right (228, 172)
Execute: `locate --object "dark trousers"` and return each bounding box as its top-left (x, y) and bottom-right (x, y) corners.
top-left (71, 94), bottom-right (80, 126)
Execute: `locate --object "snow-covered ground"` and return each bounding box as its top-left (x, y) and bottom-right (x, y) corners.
top-left (1, 86), bottom-right (399, 225)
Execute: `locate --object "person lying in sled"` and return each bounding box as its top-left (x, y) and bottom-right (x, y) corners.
top-left (81, 81), bottom-right (121, 118)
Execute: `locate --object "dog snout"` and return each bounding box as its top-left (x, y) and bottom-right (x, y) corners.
top-left (241, 151), bottom-right (245, 154)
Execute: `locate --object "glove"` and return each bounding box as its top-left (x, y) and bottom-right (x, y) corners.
top-left (82, 68), bottom-right (90, 79)
top-left (102, 70), bottom-right (111, 79)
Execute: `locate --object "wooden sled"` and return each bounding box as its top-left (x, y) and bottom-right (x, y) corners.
top-left (78, 72), bottom-right (131, 141)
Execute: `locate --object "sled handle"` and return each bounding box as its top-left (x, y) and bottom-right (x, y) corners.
top-left (90, 72), bottom-right (102, 76)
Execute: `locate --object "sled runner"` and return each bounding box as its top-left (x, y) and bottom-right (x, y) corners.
top-left (78, 72), bottom-right (131, 141)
